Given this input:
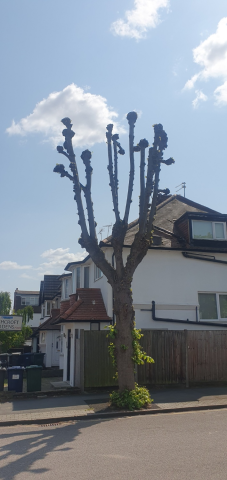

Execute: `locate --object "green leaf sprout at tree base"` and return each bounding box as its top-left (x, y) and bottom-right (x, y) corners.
top-left (110, 384), bottom-right (153, 411)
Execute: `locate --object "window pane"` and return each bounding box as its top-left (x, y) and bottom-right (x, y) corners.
top-left (65, 279), bottom-right (69, 298)
top-left (220, 295), bottom-right (227, 319)
top-left (198, 293), bottom-right (218, 319)
top-left (90, 322), bottom-right (99, 330)
top-left (215, 223), bottom-right (225, 239)
top-left (76, 268), bottom-right (81, 288)
top-left (193, 221), bottom-right (213, 239)
top-left (84, 267), bottom-right (89, 288)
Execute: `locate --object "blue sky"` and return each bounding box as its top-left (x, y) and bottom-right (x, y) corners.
top-left (1, 0), bottom-right (227, 305)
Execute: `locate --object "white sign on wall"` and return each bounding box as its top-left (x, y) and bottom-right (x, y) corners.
top-left (0, 316), bottom-right (23, 331)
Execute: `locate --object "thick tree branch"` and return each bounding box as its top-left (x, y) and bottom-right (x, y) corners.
top-left (124, 112), bottom-right (138, 224)
top-left (138, 139), bottom-right (149, 222)
top-left (106, 124), bottom-right (120, 222)
top-left (80, 150), bottom-right (97, 240)
top-left (56, 117), bottom-right (89, 242)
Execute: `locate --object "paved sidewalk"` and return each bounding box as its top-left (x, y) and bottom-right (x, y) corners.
top-left (1, 386), bottom-right (227, 425)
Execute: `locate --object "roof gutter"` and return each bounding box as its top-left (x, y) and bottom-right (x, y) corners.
top-left (143, 301), bottom-right (227, 328)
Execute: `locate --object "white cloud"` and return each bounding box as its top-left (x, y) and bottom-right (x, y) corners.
top-left (214, 80), bottom-right (227, 104)
top-left (20, 273), bottom-right (35, 279)
top-left (39, 248), bottom-right (87, 270)
top-left (6, 84), bottom-right (125, 147)
top-left (0, 261), bottom-right (32, 270)
top-left (184, 18), bottom-right (227, 105)
top-left (192, 90), bottom-right (208, 109)
top-left (111, 0), bottom-right (169, 40)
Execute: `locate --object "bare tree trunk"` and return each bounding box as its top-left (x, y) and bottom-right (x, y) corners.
top-left (113, 284), bottom-right (135, 392)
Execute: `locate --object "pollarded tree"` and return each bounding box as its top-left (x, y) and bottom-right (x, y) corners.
top-left (54, 112), bottom-right (174, 395)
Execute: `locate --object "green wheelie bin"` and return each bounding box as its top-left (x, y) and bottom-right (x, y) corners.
top-left (26, 365), bottom-right (42, 392)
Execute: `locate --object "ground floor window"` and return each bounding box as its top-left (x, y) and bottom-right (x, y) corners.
top-left (198, 293), bottom-right (227, 320)
top-left (90, 322), bottom-right (100, 330)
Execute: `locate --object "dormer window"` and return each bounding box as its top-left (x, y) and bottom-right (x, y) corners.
top-left (192, 221), bottom-right (226, 240)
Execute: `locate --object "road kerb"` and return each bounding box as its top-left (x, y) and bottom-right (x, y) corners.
top-left (1, 402), bottom-right (227, 427)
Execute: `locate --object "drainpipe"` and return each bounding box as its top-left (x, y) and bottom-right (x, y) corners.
top-left (148, 301), bottom-right (227, 328)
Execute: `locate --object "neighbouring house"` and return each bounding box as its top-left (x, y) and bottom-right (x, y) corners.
top-left (31, 274), bottom-right (62, 364)
top-left (32, 309), bottom-right (61, 368)
top-left (54, 271), bottom-right (111, 385)
top-left (56, 194), bottom-right (227, 386)
top-left (14, 289), bottom-right (41, 328)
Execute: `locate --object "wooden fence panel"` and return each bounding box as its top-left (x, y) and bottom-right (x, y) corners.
top-left (187, 331), bottom-right (227, 383)
top-left (138, 330), bottom-right (186, 385)
top-left (84, 331), bottom-right (117, 388)
top-left (83, 329), bottom-right (227, 388)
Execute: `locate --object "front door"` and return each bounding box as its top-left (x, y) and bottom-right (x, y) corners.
top-left (51, 331), bottom-right (60, 366)
top-left (67, 329), bottom-right (71, 382)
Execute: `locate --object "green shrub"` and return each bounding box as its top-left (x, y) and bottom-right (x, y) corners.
top-left (110, 384), bottom-right (152, 410)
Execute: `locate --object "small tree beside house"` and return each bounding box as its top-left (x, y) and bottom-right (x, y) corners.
top-left (53, 112), bottom-right (174, 408)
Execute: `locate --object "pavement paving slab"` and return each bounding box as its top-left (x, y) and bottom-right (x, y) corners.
top-left (1, 386), bottom-right (227, 425)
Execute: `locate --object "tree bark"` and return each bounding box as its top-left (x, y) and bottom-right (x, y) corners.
top-left (113, 284), bottom-right (135, 392)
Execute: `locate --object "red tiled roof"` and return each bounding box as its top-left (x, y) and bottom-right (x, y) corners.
top-left (58, 289), bottom-right (111, 322)
top-left (36, 309), bottom-right (61, 332)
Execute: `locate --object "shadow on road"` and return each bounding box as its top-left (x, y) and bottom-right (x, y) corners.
top-left (0, 418), bottom-right (108, 480)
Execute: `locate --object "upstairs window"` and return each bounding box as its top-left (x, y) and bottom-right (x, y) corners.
top-left (94, 265), bottom-right (103, 281)
top-left (47, 302), bottom-right (50, 316)
top-left (192, 221), bottom-right (226, 240)
top-left (198, 293), bottom-right (227, 320)
top-left (21, 296), bottom-right (38, 306)
top-left (76, 268), bottom-right (81, 288)
top-left (84, 267), bottom-right (89, 288)
top-left (65, 279), bottom-right (69, 299)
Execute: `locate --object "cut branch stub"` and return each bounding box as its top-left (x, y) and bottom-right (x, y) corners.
top-left (61, 117), bottom-right (72, 128)
top-left (126, 111), bottom-right (138, 125)
top-left (161, 157), bottom-right (175, 165)
top-left (158, 188), bottom-right (170, 195)
top-left (153, 124), bottom-right (168, 151)
top-left (81, 149), bottom-right (92, 165)
top-left (53, 164), bottom-right (65, 175)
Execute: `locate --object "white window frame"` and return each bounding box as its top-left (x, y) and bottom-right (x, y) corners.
top-left (192, 220), bottom-right (226, 241)
top-left (94, 265), bottom-right (103, 281)
top-left (21, 297), bottom-right (26, 305)
top-left (198, 292), bottom-right (227, 321)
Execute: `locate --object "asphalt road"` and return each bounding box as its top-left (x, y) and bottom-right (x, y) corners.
top-left (1, 410), bottom-right (227, 480)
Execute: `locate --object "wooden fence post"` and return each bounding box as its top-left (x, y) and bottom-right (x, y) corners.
top-left (80, 329), bottom-right (85, 392)
top-left (185, 329), bottom-right (189, 388)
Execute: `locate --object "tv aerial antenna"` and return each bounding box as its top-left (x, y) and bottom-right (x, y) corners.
top-left (176, 182), bottom-right (186, 197)
top-left (103, 224), bottom-right (112, 236)
top-left (98, 228), bottom-right (104, 240)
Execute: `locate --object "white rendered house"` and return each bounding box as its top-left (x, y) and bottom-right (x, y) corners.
top-left (53, 195), bottom-right (227, 386)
